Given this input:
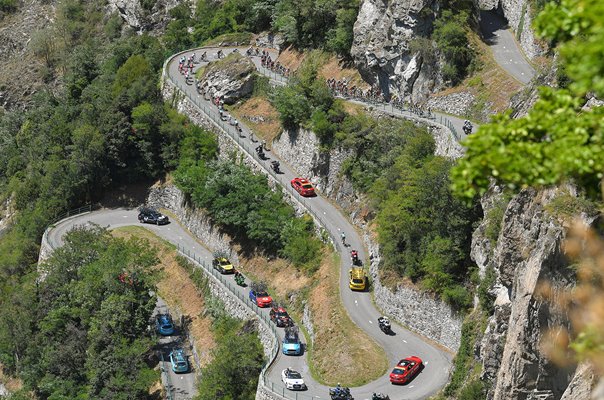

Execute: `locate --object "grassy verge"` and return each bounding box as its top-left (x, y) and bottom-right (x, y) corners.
top-left (240, 247), bottom-right (388, 386)
top-left (431, 30), bottom-right (522, 121)
top-left (111, 226), bottom-right (217, 367)
top-left (230, 96), bottom-right (282, 144)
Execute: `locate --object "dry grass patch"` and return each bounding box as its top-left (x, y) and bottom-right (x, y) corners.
top-left (0, 366), bottom-right (23, 393)
top-left (239, 255), bottom-right (311, 300)
top-left (231, 97), bottom-right (282, 144)
top-left (276, 46), bottom-right (306, 71)
top-left (319, 57), bottom-right (368, 90)
top-left (309, 250), bottom-right (388, 386)
top-left (111, 226), bottom-right (216, 367)
top-left (431, 31), bottom-right (522, 120)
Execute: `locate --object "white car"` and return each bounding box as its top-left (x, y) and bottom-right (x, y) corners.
top-left (281, 368), bottom-right (307, 390)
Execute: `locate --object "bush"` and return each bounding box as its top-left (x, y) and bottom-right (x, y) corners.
top-left (280, 216), bottom-right (322, 273)
top-left (433, 10), bottom-right (474, 85)
top-left (272, 85), bottom-right (311, 128)
top-left (0, 0), bottom-right (17, 13)
top-left (458, 379), bottom-right (486, 400)
top-left (477, 266), bottom-right (496, 314)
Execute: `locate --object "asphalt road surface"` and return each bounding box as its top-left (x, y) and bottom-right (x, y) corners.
top-left (479, 10), bottom-right (536, 85)
top-left (46, 47), bottom-right (454, 400)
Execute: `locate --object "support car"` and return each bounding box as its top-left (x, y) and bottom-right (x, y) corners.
top-left (270, 304), bottom-right (293, 327)
top-left (169, 348), bottom-right (189, 373)
top-left (281, 368), bottom-right (307, 390)
top-left (349, 267), bottom-right (367, 291)
top-left (155, 313), bottom-right (175, 336)
top-left (290, 177), bottom-right (316, 197)
top-left (138, 207), bottom-right (169, 225)
top-left (389, 356), bottom-right (423, 384)
top-left (282, 326), bottom-right (302, 355)
top-left (212, 257), bottom-right (234, 274)
top-left (249, 282), bottom-right (272, 307)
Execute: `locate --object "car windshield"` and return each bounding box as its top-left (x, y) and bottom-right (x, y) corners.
top-left (219, 260), bottom-right (230, 265)
top-left (288, 371), bottom-right (302, 379)
top-left (257, 291), bottom-right (268, 297)
top-left (177, 362), bottom-right (187, 367)
top-left (284, 337), bottom-right (299, 344)
top-left (392, 368), bottom-right (405, 374)
top-left (276, 312), bottom-right (288, 317)
top-left (302, 184), bottom-right (313, 189)
top-left (162, 323), bottom-right (173, 329)
top-left (399, 360), bottom-right (409, 366)
top-left (352, 278), bottom-right (364, 284)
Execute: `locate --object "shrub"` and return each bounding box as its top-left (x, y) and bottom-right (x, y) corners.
top-left (433, 10), bottom-right (474, 85)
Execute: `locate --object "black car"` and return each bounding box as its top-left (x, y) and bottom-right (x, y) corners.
top-left (138, 208), bottom-right (169, 225)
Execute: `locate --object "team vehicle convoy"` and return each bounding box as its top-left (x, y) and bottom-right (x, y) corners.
top-left (389, 356), bottom-right (423, 384)
top-left (138, 207), bottom-right (169, 225)
top-left (329, 385), bottom-right (353, 400)
top-left (377, 316), bottom-right (391, 334)
top-left (349, 267), bottom-right (367, 291)
top-left (270, 303), bottom-right (293, 327)
top-left (212, 256), bottom-right (235, 274)
top-left (155, 313), bottom-right (175, 336)
top-left (249, 282), bottom-right (273, 307)
top-left (291, 177), bottom-right (316, 197)
top-left (282, 326), bottom-right (302, 355)
top-left (169, 348), bottom-right (189, 373)
top-left (281, 368), bottom-right (307, 390)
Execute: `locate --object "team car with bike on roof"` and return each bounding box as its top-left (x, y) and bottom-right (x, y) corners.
top-left (169, 348), bottom-right (189, 373)
top-left (155, 313), bottom-right (175, 336)
top-left (249, 282), bottom-right (272, 307)
top-left (282, 326), bottom-right (302, 355)
top-left (270, 303), bottom-right (293, 327)
top-left (212, 256), bottom-right (235, 274)
top-left (281, 368), bottom-right (307, 390)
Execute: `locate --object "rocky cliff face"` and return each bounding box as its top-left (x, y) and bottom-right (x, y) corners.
top-left (471, 186), bottom-right (598, 399)
top-left (199, 53), bottom-right (256, 104)
top-left (106, 0), bottom-right (185, 34)
top-left (351, 0), bottom-right (437, 103)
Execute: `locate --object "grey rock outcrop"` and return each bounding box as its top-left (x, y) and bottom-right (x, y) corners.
top-left (473, 187), bottom-right (586, 399)
top-left (351, 0), bottom-right (436, 103)
top-left (199, 53), bottom-right (255, 104)
top-left (559, 363), bottom-right (596, 400)
top-left (106, 0), bottom-right (186, 34)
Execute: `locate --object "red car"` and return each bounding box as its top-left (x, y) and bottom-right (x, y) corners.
top-left (389, 356), bottom-right (423, 384)
top-left (291, 178), bottom-right (316, 197)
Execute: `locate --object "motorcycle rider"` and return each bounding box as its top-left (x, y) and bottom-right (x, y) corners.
top-left (271, 160), bottom-right (280, 172)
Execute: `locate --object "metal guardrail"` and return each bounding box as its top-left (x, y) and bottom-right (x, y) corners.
top-left (159, 351), bottom-right (174, 400)
top-left (175, 244), bottom-right (329, 400)
top-left (49, 204), bottom-right (93, 226)
top-left (165, 60), bottom-right (352, 400)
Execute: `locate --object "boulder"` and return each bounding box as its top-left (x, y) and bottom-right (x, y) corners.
top-left (199, 53), bottom-right (255, 105)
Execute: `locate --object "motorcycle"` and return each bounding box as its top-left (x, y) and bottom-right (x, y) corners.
top-left (351, 250), bottom-right (359, 265)
top-left (329, 386), bottom-right (353, 400)
top-left (463, 120), bottom-right (473, 135)
top-left (372, 393), bottom-right (390, 400)
top-left (271, 161), bottom-right (281, 174)
top-left (234, 272), bottom-right (245, 286)
top-left (255, 145), bottom-right (266, 160)
top-left (377, 316), bottom-right (391, 334)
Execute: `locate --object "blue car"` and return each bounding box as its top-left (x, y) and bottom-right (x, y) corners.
top-left (282, 326), bottom-right (302, 355)
top-left (155, 314), bottom-right (175, 336)
top-left (169, 348), bottom-right (189, 373)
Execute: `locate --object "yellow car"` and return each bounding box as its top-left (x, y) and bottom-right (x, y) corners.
top-left (349, 267), bottom-right (367, 291)
top-left (212, 257), bottom-right (234, 274)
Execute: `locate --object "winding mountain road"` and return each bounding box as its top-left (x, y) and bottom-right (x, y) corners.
top-left (44, 21), bottom-right (536, 398)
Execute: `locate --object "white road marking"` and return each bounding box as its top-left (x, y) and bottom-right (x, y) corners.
top-left (402, 339), bottom-right (407, 343)
top-left (369, 320), bottom-right (373, 324)
top-left (179, 236), bottom-right (183, 240)
top-left (123, 215), bottom-right (128, 218)
top-left (354, 300), bottom-right (358, 305)
top-left (408, 385), bottom-right (414, 389)
top-left (425, 362), bottom-right (429, 366)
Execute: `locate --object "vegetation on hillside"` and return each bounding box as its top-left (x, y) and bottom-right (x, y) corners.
top-left (0, 226), bottom-right (159, 399)
top-left (173, 129), bottom-right (323, 273)
top-left (451, 0), bottom-right (604, 375)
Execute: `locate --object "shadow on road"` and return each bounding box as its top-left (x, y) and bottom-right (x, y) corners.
top-left (479, 10), bottom-right (509, 46)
